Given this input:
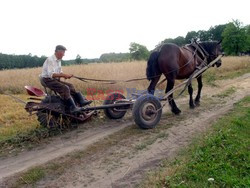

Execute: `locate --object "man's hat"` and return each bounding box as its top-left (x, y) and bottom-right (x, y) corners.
top-left (55, 45), bottom-right (67, 51)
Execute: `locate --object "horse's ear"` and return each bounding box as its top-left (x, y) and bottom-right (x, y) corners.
top-left (217, 39), bottom-right (222, 44)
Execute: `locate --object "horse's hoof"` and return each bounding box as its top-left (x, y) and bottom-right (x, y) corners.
top-left (195, 101), bottom-right (200, 106)
top-left (190, 105), bottom-right (195, 109)
top-left (172, 108), bottom-right (181, 115)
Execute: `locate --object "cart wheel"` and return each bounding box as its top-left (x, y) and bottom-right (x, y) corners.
top-left (103, 92), bottom-right (127, 119)
top-left (37, 110), bottom-right (71, 129)
top-left (132, 94), bottom-right (162, 129)
top-left (37, 96), bottom-right (71, 129)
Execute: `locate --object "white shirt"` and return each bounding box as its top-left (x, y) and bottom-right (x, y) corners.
top-left (41, 54), bottom-right (63, 78)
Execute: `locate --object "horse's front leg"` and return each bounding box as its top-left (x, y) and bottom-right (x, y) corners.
top-left (147, 76), bottom-right (161, 95)
top-left (195, 75), bottom-right (203, 106)
top-left (188, 84), bottom-right (195, 109)
top-left (166, 79), bottom-right (181, 115)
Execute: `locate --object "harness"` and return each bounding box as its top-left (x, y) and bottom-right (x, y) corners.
top-left (184, 41), bottom-right (210, 70)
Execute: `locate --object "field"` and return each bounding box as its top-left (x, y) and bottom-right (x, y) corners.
top-left (0, 56), bottom-right (250, 187)
top-left (0, 60), bottom-right (149, 95)
top-left (0, 56), bottom-right (250, 95)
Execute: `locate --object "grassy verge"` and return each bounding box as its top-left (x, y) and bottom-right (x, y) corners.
top-left (213, 86), bottom-right (236, 98)
top-left (15, 167), bottom-right (45, 186)
top-left (141, 96), bottom-right (250, 187)
top-left (203, 56), bottom-right (250, 86)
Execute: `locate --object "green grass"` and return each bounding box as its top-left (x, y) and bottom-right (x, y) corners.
top-left (203, 56), bottom-right (250, 86)
top-left (14, 167), bottom-right (45, 187)
top-left (204, 73), bottom-right (218, 86)
top-left (213, 87), bottom-right (237, 98)
top-left (141, 96), bottom-right (250, 188)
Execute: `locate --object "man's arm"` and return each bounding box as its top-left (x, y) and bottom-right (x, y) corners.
top-left (52, 73), bottom-right (73, 79)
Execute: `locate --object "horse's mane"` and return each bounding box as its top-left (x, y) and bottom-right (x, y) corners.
top-left (199, 41), bottom-right (218, 55)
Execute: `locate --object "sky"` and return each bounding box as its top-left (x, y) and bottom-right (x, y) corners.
top-left (0, 0), bottom-right (249, 60)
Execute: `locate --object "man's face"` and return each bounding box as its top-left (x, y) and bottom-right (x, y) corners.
top-left (55, 50), bottom-right (65, 60)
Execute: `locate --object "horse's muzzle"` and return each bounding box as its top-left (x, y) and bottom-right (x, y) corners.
top-left (216, 60), bottom-right (222, 67)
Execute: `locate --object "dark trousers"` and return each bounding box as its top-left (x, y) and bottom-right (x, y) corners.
top-left (42, 78), bottom-right (76, 100)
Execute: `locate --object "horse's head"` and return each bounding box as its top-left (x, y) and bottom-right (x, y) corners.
top-left (199, 40), bottom-right (224, 67)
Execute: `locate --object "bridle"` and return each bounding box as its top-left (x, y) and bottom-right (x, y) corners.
top-left (190, 40), bottom-right (222, 67)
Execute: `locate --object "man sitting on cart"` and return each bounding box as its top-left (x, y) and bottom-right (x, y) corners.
top-left (40, 45), bottom-right (92, 113)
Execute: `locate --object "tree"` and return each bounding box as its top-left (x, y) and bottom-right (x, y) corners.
top-left (208, 24), bottom-right (228, 41)
top-left (100, 53), bottom-right (130, 62)
top-left (0, 53), bottom-right (47, 70)
top-left (185, 31), bottom-right (198, 43)
top-left (129, 42), bottom-right (149, 60)
top-left (174, 36), bottom-right (186, 46)
top-left (222, 20), bottom-right (247, 55)
top-left (245, 25), bottom-right (250, 53)
top-left (197, 30), bottom-right (211, 41)
top-left (75, 54), bottom-right (82, 64)
top-left (161, 36), bottom-right (186, 46)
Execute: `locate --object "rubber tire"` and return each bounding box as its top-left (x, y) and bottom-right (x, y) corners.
top-left (132, 94), bottom-right (162, 129)
top-left (103, 92), bottom-right (127, 119)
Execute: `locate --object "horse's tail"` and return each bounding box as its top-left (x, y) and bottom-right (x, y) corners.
top-left (146, 51), bottom-right (160, 81)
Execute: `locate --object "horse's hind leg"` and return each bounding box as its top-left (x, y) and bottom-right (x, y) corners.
top-left (188, 84), bottom-right (195, 109)
top-left (195, 75), bottom-right (203, 106)
top-left (166, 79), bottom-right (181, 115)
top-left (147, 75), bottom-right (161, 95)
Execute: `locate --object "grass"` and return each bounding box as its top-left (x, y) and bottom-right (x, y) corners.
top-left (0, 95), bottom-right (38, 142)
top-left (0, 94), bottom-right (52, 155)
top-left (135, 131), bottom-right (169, 151)
top-left (140, 96), bottom-right (250, 188)
top-left (14, 167), bottom-right (45, 187)
top-left (203, 56), bottom-right (250, 86)
top-left (213, 86), bottom-right (237, 98)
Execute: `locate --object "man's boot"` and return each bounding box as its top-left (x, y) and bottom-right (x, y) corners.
top-left (64, 97), bottom-right (83, 114)
top-left (73, 92), bottom-right (92, 107)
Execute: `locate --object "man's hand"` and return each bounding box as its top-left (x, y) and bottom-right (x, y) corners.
top-left (63, 74), bottom-right (73, 79)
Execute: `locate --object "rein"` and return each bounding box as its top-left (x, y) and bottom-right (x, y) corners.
top-left (73, 47), bottom-right (200, 85)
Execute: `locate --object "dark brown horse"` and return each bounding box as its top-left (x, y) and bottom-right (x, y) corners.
top-left (146, 41), bottom-right (223, 114)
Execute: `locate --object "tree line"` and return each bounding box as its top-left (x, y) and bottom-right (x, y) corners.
top-left (0, 19), bottom-right (249, 70)
top-left (133, 19), bottom-right (250, 60)
top-left (0, 53), bottom-right (47, 70)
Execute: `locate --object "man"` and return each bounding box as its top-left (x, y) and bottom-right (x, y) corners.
top-left (41, 45), bottom-right (91, 113)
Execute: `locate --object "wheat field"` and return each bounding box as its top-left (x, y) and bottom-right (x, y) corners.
top-left (0, 56), bottom-right (249, 95)
top-left (0, 61), bottom-right (150, 95)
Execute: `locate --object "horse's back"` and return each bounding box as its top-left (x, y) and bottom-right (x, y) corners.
top-left (158, 43), bottom-right (181, 75)
top-left (158, 43), bottom-right (196, 79)
top-left (159, 43), bottom-right (180, 54)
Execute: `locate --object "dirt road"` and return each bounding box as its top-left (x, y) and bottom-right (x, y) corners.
top-left (1, 73), bottom-right (250, 187)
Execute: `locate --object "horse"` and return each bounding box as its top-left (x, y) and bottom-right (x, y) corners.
top-left (146, 40), bottom-right (223, 115)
